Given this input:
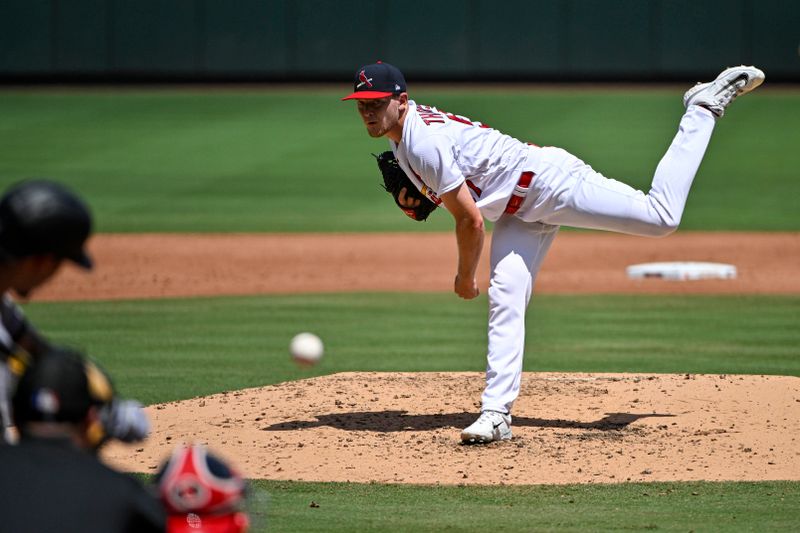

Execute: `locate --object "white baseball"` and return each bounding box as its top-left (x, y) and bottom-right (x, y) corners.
top-left (289, 332), bottom-right (324, 365)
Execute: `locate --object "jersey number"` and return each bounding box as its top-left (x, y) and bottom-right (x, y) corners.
top-left (445, 112), bottom-right (491, 129)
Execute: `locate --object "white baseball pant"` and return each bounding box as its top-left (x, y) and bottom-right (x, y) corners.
top-left (481, 105), bottom-right (716, 413)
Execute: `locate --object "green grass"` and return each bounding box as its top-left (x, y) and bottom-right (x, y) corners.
top-left (247, 480), bottom-right (800, 532)
top-left (128, 475), bottom-right (800, 532)
top-left (1, 87), bottom-right (798, 232)
top-left (21, 293), bottom-right (800, 404)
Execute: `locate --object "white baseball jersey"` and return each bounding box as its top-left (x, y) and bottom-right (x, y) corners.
top-left (389, 101), bottom-right (537, 222)
top-left (388, 100), bottom-right (719, 416)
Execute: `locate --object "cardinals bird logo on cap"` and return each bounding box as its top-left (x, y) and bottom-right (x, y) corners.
top-left (357, 70), bottom-right (373, 89)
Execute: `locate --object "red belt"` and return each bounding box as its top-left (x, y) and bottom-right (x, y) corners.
top-left (504, 171), bottom-right (535, 215)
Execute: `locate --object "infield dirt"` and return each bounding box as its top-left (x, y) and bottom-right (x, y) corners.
top-left (103, 372), bottom-right (800, 485)
top-left (35, 232), bottom-right (800, 301)
top-left (35, 231), bottom-right (800, 485)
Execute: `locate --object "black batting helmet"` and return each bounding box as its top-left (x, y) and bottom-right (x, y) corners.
top-left (0, 179), bottom-right (93, 269)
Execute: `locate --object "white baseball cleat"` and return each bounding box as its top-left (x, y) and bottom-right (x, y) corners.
top-left (683, 65), bottom-right (765, 117)
top-left (460, 410), bottom-right (512, 444)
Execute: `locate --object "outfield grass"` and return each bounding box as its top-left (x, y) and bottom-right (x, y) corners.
top-left (1, 87), bottom-right (798, 232)
top-left (22, 293), bottom-right (800, 404)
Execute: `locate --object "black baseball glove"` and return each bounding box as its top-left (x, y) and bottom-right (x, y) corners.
top-left (374, 151), bottom-right (438, 221)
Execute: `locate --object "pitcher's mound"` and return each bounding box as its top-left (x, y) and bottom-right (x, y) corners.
top-left (104, 372), bottom-right (800, 485)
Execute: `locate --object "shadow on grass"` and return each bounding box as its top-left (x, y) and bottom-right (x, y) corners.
top-left (263, 411), bottom-right (674, 432)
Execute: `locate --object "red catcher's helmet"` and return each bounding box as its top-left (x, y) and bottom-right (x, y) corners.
top-left (157, 444), bottom-right (249, 533)
top-left (166, 513), bottom-right (249, 533)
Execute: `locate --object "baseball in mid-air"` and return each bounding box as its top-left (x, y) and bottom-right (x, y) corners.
top-left (289, 332), bottom-right (324, 366)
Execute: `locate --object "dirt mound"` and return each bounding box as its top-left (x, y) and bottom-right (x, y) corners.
top-left (103, 372), bottom-right (800, 485)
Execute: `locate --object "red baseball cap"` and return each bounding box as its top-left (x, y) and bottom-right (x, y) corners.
top-left (341, 61), bottom-right (406, 100)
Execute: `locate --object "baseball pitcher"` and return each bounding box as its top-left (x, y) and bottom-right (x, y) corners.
top-left (343, 61), bottom-right (764, 443)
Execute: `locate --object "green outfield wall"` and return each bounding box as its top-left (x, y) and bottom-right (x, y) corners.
top-left (0, 0), bottom-right (798, 80)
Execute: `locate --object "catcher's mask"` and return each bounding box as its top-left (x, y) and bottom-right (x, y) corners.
top-left (157, 444), bottom-right (249, 533)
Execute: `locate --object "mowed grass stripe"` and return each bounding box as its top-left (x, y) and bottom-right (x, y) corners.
top-left (1, 88), bottom-right (798, 231)
top-left (127, 476), bottom-right (799, 532)
top-left (21, 293), bottom-right (800, 405)
top-left (250, 479), bottom-right (800, 533)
